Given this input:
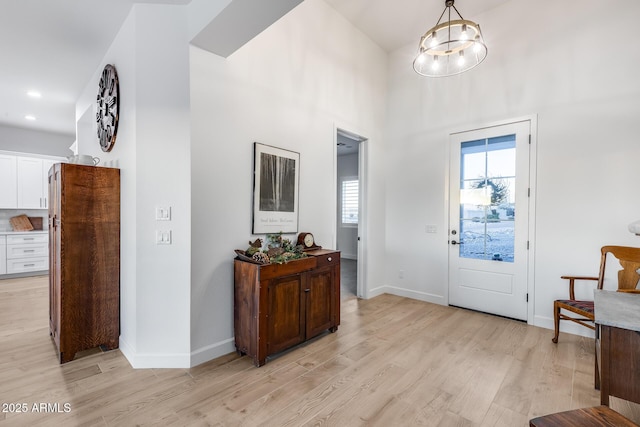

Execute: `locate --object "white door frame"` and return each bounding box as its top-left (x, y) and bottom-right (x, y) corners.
top-left (333, 125), bottom-right (368, 299)
top-left (446, 115), bottom-right (537, 324)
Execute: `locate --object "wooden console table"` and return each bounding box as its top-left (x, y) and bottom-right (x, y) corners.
top-left (594, 290), bottom-right (640, 406)
top-left (234, 249), bottom-right (340, 367)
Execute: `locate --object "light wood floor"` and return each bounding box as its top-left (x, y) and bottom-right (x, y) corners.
top-left (1, 276), bottom-right (639, 426)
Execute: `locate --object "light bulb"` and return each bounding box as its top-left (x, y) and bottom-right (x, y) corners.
top-left (460, 24), bottom-right (468, 40)
top-left (473, 36), bottom-right (482, 53)
top-left (432, 56), bottom-right (440, 70)
top-left (430, 31), bottom-right (438, 48)
top-left (458, 51), bottom-right (465, 66)
top-left (416, 52), bottom-right (426, 64)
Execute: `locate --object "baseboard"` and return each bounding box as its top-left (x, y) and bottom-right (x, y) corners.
top-left (190, 338), bottom-right (236, 367)
top-left (384, 285), bottom-right (446, 306)
top-left (340, 254), bottom-right (357, 260)
top-left (118, 336), bottom-right (135, 368)
top-left (0, 270), bottom-right (48, 279)
top-left (533, 314), bottom-right (596, 339)
top-left (119, 337), bottom-right (191, 369)
top-left (366, 285), bottom-right (387, 299)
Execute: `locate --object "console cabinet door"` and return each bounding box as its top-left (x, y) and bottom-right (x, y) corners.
top-left (306, 266), bottom-right (336, 338)
top-left (267, 275), bottom-right (305, 355)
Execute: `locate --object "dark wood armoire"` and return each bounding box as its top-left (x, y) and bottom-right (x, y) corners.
top-left (48, 163), bottom-right (120, 363)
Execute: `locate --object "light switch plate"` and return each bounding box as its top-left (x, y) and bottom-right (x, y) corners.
top-left (156, 230), bottom-right (172, 245)
top-left (156, 206), bottom-right (171, 221)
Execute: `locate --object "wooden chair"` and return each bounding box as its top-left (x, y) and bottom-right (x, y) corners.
top-left (534, 246), bottom-right (640, 426)
top-left (529, 405), bottom-right (638, 426)
top-left (552, 245), bottom-right (640, 343)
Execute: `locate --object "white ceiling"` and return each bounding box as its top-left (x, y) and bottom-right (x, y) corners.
top-left (0, 0), bottom-right (191, 137)
top-left (0, 0), bottom-right (508, 137)
top-left (323, 0), bottom-right (509, 52)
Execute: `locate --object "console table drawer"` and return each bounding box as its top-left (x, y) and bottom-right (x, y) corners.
top-left (313, 252), bottom-right (339, 268)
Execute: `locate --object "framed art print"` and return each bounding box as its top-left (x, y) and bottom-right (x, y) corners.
top-left (252, 142), bottom-right (300, 234)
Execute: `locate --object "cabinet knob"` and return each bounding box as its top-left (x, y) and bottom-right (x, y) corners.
top-left (327, 257), bottom-right (332, 262)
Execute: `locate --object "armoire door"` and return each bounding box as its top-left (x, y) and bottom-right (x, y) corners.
top-left (48, 167), bottom-right (61, 347)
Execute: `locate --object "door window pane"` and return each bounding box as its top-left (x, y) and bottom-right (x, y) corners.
top-left (459, 135), bottom-right (516, 262)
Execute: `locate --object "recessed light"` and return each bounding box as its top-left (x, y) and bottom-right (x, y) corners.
top-left (25, 115), bottom-right (36, 121)
top-left (27, 90), bottom-right (41, 98)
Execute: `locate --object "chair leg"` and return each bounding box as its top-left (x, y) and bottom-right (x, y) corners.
top-left (552, 301), bottom-right (560, 343)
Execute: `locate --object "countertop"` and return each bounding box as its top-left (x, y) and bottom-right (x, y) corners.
top-left (0, 230), bottom-right (48, 235)
top-left (594, 289), bottom-right (640, 332)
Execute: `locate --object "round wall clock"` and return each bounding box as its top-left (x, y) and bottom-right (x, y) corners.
top-left (96, 64), bottom-right (119, 152)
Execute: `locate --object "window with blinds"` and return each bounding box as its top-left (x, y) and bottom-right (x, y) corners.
top-left (341, 178), bottom-right (358, 225)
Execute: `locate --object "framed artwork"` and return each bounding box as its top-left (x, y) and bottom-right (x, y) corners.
top-left (252, 142), bottom-right (300, 234)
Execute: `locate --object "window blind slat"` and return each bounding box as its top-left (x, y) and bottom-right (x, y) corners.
top-left (341, 179), bottom-right (358, 224)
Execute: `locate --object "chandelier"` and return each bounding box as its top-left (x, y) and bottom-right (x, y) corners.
top-left (413, 0), bottom-right (488, 77)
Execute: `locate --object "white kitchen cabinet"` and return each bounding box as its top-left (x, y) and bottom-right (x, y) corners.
top-left (0, 155), bottom-right (17, 208)
top-left (17, 157), bottom-right (45, 208)
top-left (0, 236), bottom-right (6, 275)
top-left (41, 159), bottom-right (56, 208)
top-left (17, 157), bottom-right (58, 209)
top-left (5, 233), bottom-right (48, 274)
top-left (0, 153), bottom-right (63, 209)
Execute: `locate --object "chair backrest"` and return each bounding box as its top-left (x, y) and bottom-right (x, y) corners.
top-left (598, 246), bottom-right (640, 293)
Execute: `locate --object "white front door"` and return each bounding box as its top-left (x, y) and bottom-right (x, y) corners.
top-left (448, 120), bottom-right (531, 320)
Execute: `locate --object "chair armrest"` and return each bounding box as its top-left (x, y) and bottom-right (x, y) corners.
top-left (560, 276), bottom-right (599, 300)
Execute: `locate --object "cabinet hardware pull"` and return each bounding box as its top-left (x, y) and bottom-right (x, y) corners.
top-left (23, 237), bottom-right (35, 240)
top-left (23, 249), bottom-right (35, 252)
top-left (327, 257), bottom-right (332, 262)
top-left (304, 289), bottom-right (310, 293)
top-left (23, 264), bottom-right (36, 267)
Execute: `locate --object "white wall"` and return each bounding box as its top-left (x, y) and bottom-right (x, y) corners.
top-left (383, 0), bottom-right (640, 335)
top-left (337, 152), bottom-right (358, 259)
top-left (76, 4), bottom-right (192, 368)
top-left (189, 0), bottom-right (388, 362)
top-left (0, 124), bottom-right (73, 157)
top-left (66, 0), bottom-right (639, 368)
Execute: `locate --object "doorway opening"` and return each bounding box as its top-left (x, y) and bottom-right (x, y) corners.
top-left (336, 128), bottom-right (366, 300)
